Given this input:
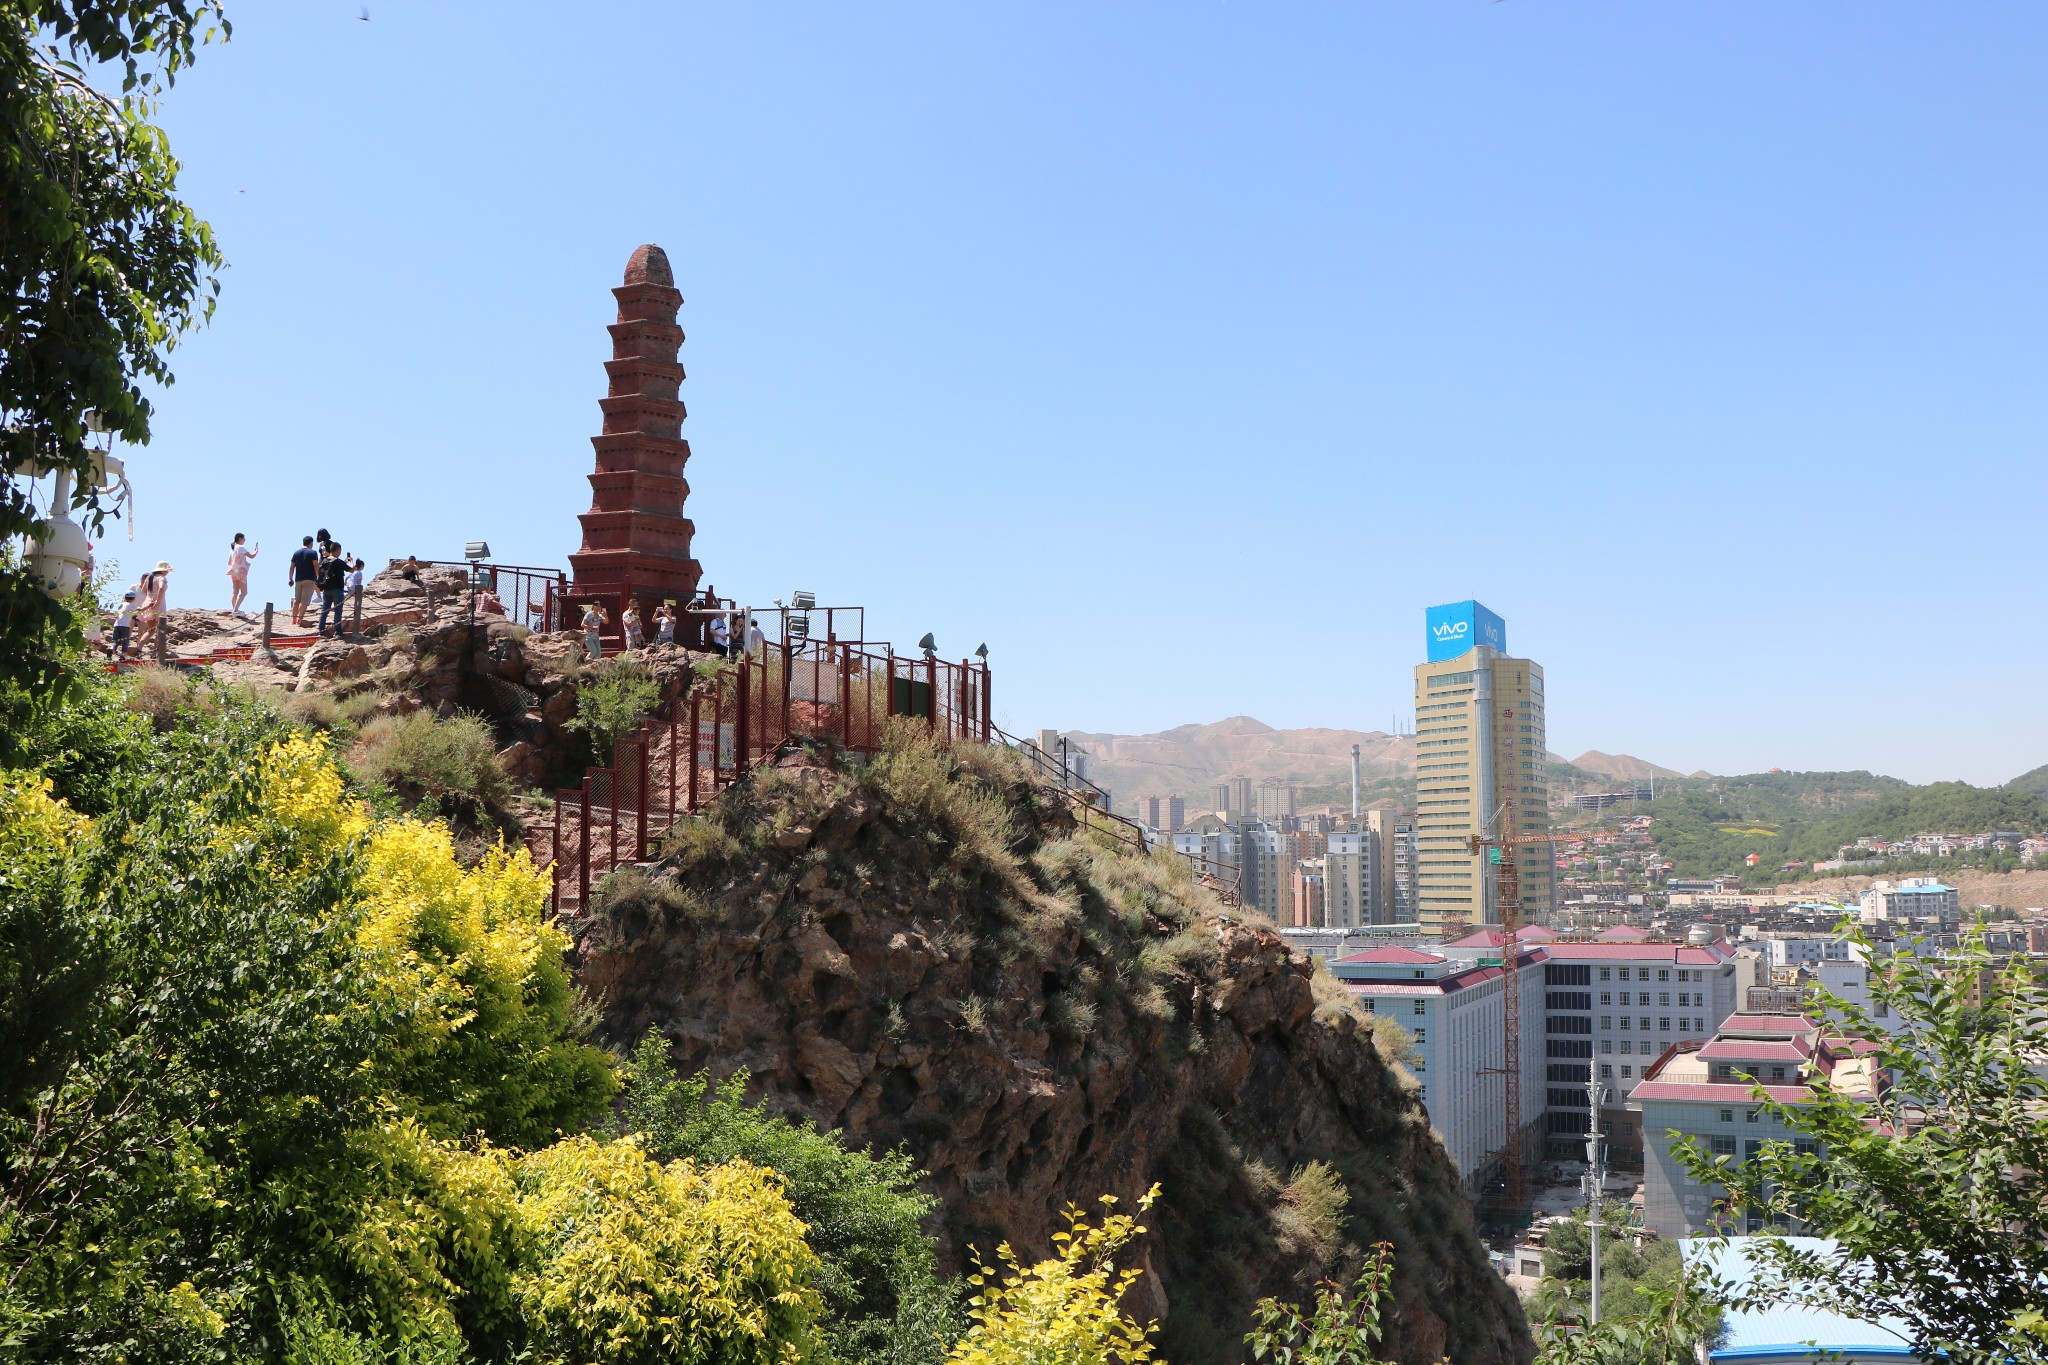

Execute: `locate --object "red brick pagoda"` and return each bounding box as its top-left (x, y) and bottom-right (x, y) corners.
top-left (567, 243), bottom-right (703, 622)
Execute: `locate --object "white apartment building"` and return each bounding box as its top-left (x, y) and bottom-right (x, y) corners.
top-left (1858, 878), bottom-right (1960, 924)
top-left (1325, 829), bottom-right (1385, 928)
top-left (1761, 934), bottom-right (1853, 969)
top-left (1330, 944), bottom-right (1546, 1191)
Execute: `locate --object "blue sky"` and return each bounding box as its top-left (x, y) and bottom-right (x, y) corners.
top-left (111, 2), bottom-right (2045, 784)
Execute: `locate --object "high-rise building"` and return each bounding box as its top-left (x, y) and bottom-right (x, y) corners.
top-left (1290, 858), bottom-right (1327, 927)
top-left (1411, 601), bottom-right (1554, 934)
top-left (1213, 776), bottom-right (1253, 817)
top-left (1324, 831), bottom-right (1377, 928)
top-left (1238, 822), bottom-right (1285, 921)
top-left (1390, 811), bottom-right (1419, 921)
top-left (1139, 795), bottom-right (1185, 832)
top-left (1365, 808), bottom-right (1404, 924)
top-left (1255, 780), bottom-right (1298, 822)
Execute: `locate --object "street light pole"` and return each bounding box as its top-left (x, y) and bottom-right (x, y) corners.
top-left (1585, 1075), bottom-right (1610, 1324)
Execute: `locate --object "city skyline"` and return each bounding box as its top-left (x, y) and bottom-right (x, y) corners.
top-left (105, 3), bottom-right (2048, 787)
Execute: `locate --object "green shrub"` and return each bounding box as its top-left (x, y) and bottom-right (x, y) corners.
top-left (620, 1035), bottom-right (963, 1365)
top-left (1047, 988), bottom-right (1099, 1043)
top-left (351, 710), bottom-right (509, 821)
top-left (564, 659), bottom-right (660, 764)
top-left (591, 863), bottom-right (716, 931)
top-left (1275, 1160), bottom-right (1350, 1263)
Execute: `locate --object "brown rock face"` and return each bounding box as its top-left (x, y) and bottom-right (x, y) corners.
top-left (575, 747), bottom-right (1532, 1365)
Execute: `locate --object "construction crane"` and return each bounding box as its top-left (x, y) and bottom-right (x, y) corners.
top-left (1468, 820), bottom-right (1559, 1223)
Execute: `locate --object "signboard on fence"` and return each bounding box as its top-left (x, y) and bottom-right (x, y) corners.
top-left (695, 721), bottom-right (734, 770)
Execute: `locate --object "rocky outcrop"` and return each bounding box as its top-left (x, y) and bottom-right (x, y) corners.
top-left (574, 746), bottom-right (1532, 1365)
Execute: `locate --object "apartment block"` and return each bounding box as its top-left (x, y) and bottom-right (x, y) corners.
top-left (1139, 794), bottom-right (1185, 833)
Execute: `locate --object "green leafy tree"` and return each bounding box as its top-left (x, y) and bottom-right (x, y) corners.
top-left (1, 0), bottom-right (227, 705)
top-left (1244, 1241), bottom-right (1402, 1365)
top-left (620, 1033), bottom-right (962, 1365)
top-left (946, 1188), bottom-right (1160, 1365)
top-left (1673, 924), bottom-right (2048, 1365)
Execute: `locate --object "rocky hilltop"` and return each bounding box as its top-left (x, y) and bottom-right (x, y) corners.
top-left (573, 735), bottom-right (1532, 1365)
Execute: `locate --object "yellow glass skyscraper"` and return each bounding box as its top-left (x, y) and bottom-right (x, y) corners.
top-left (1411, 601), bottom-right (1555, 934)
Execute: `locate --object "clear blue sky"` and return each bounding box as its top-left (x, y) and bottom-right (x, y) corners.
top-left (118, 2), bottom-right (2046, 785)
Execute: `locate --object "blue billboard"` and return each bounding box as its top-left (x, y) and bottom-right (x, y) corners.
top-left (1424, 600), bottom-right (1506, 662)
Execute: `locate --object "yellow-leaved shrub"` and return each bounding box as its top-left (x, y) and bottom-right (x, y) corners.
top-left (512, 1135), bottom-right (826, 1365)
top-left (357, 817), bottom-right (616, 1145)
top-left (947, 1187), bottom-right (1161, 1365)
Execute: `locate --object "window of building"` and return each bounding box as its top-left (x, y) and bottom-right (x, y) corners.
top-left (1711, 1135), bottom-right (1736, 1156)
top-left (1600, 1040), bottom-right (1613, 1054)
top-left (1770, 1065), bottom-right (1786, 1080)
top-left (1599, 992), bottom-right (1611, 1005)
top-left (1361, 999), bottom-right (1375, 1012)
top-left (1746, 1109), bottom-right (1760, 1123)
top-left (1617, 968), bottom-right (1631, 981)
top-left (1621, 1066), bottom-right (1633, 1078)
top-left (1795, 1139), bottom-right (1820, 1157)
top-left (1658, 969), bottom-right (1670, 981)
top-left (1599, 1016), bottom-right (1611, 1030)
top-left (1599, 967), bottom-right (1611, 981)
top-left (1620, 1040), bottom-right (1632, 1054)
top-left (1634, 1017), bottom-right (1646, 1031)
top-left (1677, 992), bottom-right (1689, 1006)
top-left (1659, 1018), bottom-right (1671, 1031)
top-left (1599, 1063), bottom-right (1613, 1078)
top-left (1414, 1029), bottom-right (1426, 1043)
top-left (1719, 1109), bottom-right (1734, 1122)
top-left (1639, 993), bottom-right (1651, 1006)
top-left (1412, 1000), bottom-right (1426, 1015)
top-left (1659, 992), bottom-right (1670, 1006)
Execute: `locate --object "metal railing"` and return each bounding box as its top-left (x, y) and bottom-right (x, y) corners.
top-left (550, 635), bottom-right (992, 914)
top-left (413, 560), bottom-right (568, 634)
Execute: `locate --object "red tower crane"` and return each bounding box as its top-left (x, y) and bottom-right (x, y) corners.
top-left (1468, 823), bottom-right (1558, 1221)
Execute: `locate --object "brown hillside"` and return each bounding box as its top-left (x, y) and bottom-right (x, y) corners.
top-left (1066, 716), bottom-right (1416, 811)
top-left (574, 738), bottom-right (1531, 1365)
top-left (1568, 750), bottom-right (1686, 783)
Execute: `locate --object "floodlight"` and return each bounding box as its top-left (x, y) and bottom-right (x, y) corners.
top-left (917, 632), bottom-right (936, 657)
top-left (791, 590), bottom-right (816, 610)
top-left (464, 541), bottom-right (491, 561)
top-left (974, 643), bottom-right (988, 661)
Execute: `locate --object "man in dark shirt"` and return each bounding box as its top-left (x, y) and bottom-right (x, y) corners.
top-left (316, 545), bottom-right (349, 638)
top-left (288, 535), bottom-right (320, 626)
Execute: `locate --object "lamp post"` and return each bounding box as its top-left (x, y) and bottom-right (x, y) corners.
top-left (1585, 1075), bottom-right (1611, 1324)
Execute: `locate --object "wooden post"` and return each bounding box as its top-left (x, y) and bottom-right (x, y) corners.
top-left (635, 736), bottom-right (650, 860)
top-left (262, 602), bottom-right (274, 652)
top-left (155, 613), bottom-right (168, 665)
top-left (550, 794), bottom-right (563, 916)
top-left (736, 657), bottom-right (751, 774)
top-left (925, 653), bottom-right (938, 734)
top-left (688, 691), bottom-right (702, 811)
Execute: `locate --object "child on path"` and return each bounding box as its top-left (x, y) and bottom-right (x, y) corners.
top-left (112, 591), bottom-right (137, 661)
top-left (621, 602), bottom-right (644, 651)
top-left (226, 534), bottom-right (258, 615)
top-left (288, 536), bottom-right (319, 626)
top-left (581, 602), bottom-right (608, 661)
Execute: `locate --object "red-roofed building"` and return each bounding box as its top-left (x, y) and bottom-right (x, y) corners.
top-left (1631, 1014), bottom-right (1880, 1237)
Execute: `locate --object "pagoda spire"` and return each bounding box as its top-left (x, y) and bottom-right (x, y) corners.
top-left (568, 243), bottom-right (703, 614)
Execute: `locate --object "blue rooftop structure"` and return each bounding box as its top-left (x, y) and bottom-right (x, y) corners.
top-left (1681, 1237), bottom-right (1923, 1363)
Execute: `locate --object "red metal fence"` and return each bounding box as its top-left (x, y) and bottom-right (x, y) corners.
top-left (550, 637), bottom-right (991, 914)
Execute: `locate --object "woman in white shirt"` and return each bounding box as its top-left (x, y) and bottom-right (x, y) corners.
top-left (226, 534), bottom-right (258, 615)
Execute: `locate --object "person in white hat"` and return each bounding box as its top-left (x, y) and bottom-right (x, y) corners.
top-left (136, 560), bottom-right (173, 653)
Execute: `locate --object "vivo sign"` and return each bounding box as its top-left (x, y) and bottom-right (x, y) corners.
top-left (1424, 600), bottom-right (1506, 663)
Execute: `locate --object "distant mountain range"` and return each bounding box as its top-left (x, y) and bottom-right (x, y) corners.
top-left (1064, 717), bottom-right (1689, 818)
top-left (1063, 716), bottom-right (2048, 819)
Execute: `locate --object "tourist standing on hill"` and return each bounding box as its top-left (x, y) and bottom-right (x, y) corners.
top-left (316, 545), bottom-right (348, 637)
top-left (226, 533), bottom-right (258, 616)
top-left (653, 601), bottom-right (676, 646)
top-left (135, 561), bottom-right (172, 653)
top-left (706, 610), bottom-right (730, 658)
top-left (580, 602), bottom-right (608, 661)
top-left (743, 612), bottom-right (766, 659)
top-left (111, 590), bottom-right (137, 661)
top-left (620, 602), bottom-right (644, 652)
top-left (288, 536), bottom-right (319, 627)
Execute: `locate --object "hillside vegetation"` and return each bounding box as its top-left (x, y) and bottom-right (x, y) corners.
top-left (1585, 771), bottom-right (2047, 883)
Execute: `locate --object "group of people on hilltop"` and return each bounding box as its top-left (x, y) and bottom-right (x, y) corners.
top-left (285, 529), bottom-right (365, 637)
top-left (576, 587), bottom-right (763, 663)
top-left (106, 558), bottom-right (177, 661)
